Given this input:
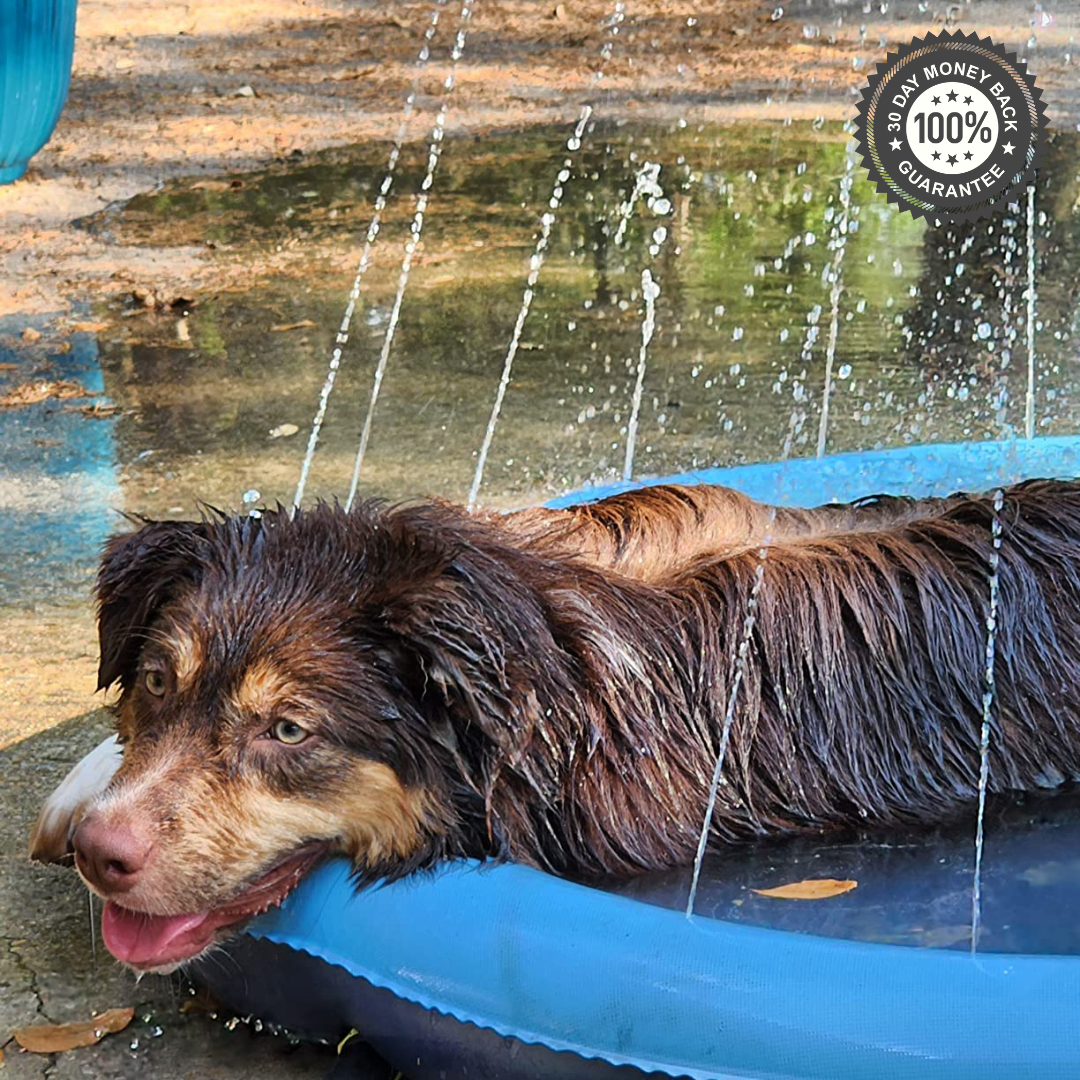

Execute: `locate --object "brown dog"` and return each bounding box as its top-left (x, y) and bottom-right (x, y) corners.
top-left (32, 479), bottom-right (1080, 971)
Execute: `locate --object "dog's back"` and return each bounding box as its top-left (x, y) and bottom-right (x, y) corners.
top-left (477, 478), bottom-right (1080, 874)
top-left (500, 482), bottom-right (947, 579)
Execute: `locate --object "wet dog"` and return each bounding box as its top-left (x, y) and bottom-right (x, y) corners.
top-left (31, 479), bottom-right (1080, 971)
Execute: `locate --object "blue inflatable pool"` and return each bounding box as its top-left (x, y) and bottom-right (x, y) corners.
top-left (195, 437), bottom-right (1080, 1080)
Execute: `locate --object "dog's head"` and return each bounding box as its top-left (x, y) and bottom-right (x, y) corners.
top-left (73, 504), bottom-right (558, 971)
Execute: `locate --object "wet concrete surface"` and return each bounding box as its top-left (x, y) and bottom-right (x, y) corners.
top-left (2, 0), bottom-right (1079, 1076)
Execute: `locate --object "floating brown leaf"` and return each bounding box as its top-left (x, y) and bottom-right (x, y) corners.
top-left (14, 1007), bottom-right (134, 1054)
top-left (271, 320), bottom-right (315, 333)
top-left (751, 878), bottom-right (857, 900)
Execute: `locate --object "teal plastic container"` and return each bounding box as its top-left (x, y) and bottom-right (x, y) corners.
top-left (0, 0), bottom-right (78, 184)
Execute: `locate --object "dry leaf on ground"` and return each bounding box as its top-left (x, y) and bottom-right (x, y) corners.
top-left (0, 380), bottom-right (91, 408)
top-left (14, 1007), bottom-right (134, 1054)
top-left (751, 878), bottom-right (858, 900)
top-left (269, 422), bottom-right (299, 438)
top-left (66, 402), bottom-right (120, 418)
top-left (327, 67), bottom-right (376, 82)
top-left (270, 320), bottom-right (315, 332)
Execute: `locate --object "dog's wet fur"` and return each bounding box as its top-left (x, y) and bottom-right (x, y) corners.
top-left (45, 479), bottom-right (1080, 967)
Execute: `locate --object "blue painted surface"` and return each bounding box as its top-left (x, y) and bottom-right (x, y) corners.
top-left (247, 438), bottom-right (1080, 1078)
top-left (0, 0), bottom-right (78, 183)
top-left (0, 319), bottom-right (119, 605)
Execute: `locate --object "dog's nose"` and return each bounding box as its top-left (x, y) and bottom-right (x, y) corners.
top-left (72, 815), bottom-right (153, 894)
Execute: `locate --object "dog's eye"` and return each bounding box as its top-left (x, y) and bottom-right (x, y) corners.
top-left (144, 671), bottom-right (167, 697)
top-left (271, 719), bottom-right (310, 745)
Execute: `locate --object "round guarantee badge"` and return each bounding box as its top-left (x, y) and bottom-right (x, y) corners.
top-left (855, 30), bottom-right (1048, 223)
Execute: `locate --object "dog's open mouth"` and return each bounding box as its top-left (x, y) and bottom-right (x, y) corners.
top-left (100, 844), bottom-right (325, 969)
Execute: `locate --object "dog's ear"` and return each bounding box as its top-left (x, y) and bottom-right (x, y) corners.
top-left (373, 548), bottom-right (568, 806)
top-left (96, 520), bottom-right (205, 691)
top-left (378, 572), bottom-right (519, 749)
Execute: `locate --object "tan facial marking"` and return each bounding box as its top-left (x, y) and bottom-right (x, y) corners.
top-left (222, 759), bottom-right (432, 868)
top-left (334, 760), bottom-right (434, 863)
top-left (166, 628), bottom-right (204, 693)
top-left (231, 659), bottom-right (294, 717)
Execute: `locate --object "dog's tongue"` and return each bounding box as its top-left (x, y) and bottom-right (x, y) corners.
top-left (101, 902), bottom-right (211, 967)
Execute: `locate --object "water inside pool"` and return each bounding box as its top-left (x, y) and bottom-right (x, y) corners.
top-left (605, 787), bottom-right (1080, 954)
